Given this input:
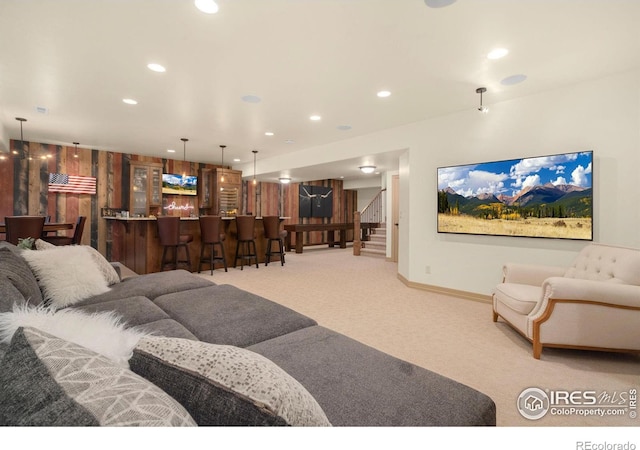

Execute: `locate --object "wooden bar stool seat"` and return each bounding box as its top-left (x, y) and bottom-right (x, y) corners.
top-left (198, 215), bottom-right (227, 275)
top-left (157, 216), bottom-right (193, 271)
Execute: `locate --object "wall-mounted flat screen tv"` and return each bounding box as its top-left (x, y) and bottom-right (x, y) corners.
top-left (162, 173), bottom-right (198, 196)
top-left (437, 150), bottom-right (593, 240)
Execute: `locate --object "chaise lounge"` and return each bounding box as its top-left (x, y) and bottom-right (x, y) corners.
top-left (493, 242), bottom-right (640, 359)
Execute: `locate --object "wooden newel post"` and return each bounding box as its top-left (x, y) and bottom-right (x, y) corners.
top-left (353, 211), bottom-right (361, 256)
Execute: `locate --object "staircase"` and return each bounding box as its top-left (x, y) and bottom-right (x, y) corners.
top-left (360, 224), bottom-right (387, 258)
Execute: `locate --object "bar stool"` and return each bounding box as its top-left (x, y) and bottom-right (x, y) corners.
top-left (234, 215), bottom-right (258, 270)
top-left (42, 216), bottom-right (86, 246)
top-left (198, 215), bottom-right (227, 275)
top-left (263, 216), bottom-right (286, 266)
top-left (4, 216), bottom-right (45, 249)
top-left (157, 216), bottom-right (193, 271)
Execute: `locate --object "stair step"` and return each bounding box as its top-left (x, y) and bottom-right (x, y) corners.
top-left (360, 247), bottom-right (386, 257)
top-left (363, 241), bottom-right (385, 249)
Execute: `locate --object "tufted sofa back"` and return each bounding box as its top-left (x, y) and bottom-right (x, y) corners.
top-left (564, 243), bottom-right (640, 285)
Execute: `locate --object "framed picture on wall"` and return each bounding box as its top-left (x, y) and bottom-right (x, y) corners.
top-left (299, 185), bottom-right (333, 218)
top-left (437, 150), bottom-right (593, 240)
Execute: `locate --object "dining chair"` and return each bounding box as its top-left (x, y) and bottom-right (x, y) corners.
top-left (4, 216), bottom-right (46, 249)
top-left (42, 216), bottom-right (87, 246)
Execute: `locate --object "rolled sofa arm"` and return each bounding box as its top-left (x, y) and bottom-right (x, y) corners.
top-left (541, 277), bottom-right (640, 309)
top-left (502, 263), bottom-right (566, 286)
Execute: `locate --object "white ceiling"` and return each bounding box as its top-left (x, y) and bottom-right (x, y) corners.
top-left (1, 0), bottom-right (639, 183)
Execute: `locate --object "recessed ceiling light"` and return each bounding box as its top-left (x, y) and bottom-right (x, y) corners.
top-left (501, 74), bottom-right (528, 86)
top-left (337, 125), bottom-right (352, 131)
top-left (377, 90), bottom-right (391, 98)
top-left (233, 158), bottom-right (241, 162)
top-left (241, 95), bottom-right (261, 103)
top-left (310, 115), bottom-right (321, 121)
top-left (122, 98), bottom-right (138, 105)
top-left (195, 0), bottom-right (219, 14)
top-left (167, 149), bottom-right (176, 153)
top-left (147, 63), bottom-right (166, 72)
top-left (265, 131), bottom-right (274, 136)
top-left (424, 0), bottom-right (457, 8)
top-left (487, 48), bottom-right (509, 60)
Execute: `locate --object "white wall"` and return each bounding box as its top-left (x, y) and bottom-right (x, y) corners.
top-left (406, 69), bottom-right (640, 295)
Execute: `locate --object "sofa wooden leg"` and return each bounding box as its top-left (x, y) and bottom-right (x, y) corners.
top-left (533, 341), bottom-right (542, 359)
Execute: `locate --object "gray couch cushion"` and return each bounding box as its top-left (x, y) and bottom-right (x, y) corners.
top-left (137, 319), bottom-right (199, 340)
top-left (153, 284), bottom-right (317, 347)
top-left (70, 296), bottom-right (170, 327)
top-left (248, 325), bottom-right (496, 427)
top-left (77, 269), bottom-right (215, 305)
top-left (0, 247), bottom-right (43, 309)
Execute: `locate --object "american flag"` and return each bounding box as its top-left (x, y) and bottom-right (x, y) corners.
top-left (48, 173), bottom-right (96, 195)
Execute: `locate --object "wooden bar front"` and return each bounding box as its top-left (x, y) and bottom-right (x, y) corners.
top-left (105, 216), bottom-right (284, 274)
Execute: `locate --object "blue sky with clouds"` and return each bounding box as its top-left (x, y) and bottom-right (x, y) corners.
top-left (438, 151), bottom-right (592, 198)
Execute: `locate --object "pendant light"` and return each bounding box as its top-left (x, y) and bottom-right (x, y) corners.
top-left (73, 142), bottom-right (79, 158)
top-left (15, 117), bottom-right (28, 159)
top-left (476, 87), bottom-right (488, 113)
top-left (252, 150), bottom-right (258, 185)
top-left (181, 138), bottom-right (189, 177)
top-left (219, 145), bottom-right (226, 182)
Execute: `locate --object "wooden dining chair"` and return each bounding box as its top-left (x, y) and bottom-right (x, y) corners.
top-left (4, 216), bottom-right (46, 249)
top-left (42, 216), bottom-right (87, 246)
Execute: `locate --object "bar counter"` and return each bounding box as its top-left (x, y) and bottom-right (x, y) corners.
top-left (105, 216), bottom-right (287, 275)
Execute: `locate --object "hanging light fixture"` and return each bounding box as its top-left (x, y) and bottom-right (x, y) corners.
top-left (279, 177), bottom-right (291, 184)
top-left (15, 117), bottom-right (28, 159)
top-left (219, 145), bottom-right (226, 182)
top-left (181, 138), bottom-right (189, 177)
top-left (73, 142), bottom-right (79, 158)
top-left (476, 87), bottom-right (489, 113)
top-left (252, 150), bottom-right (258, 185)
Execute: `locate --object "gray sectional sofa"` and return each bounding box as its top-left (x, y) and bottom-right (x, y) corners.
top-left (0, 242), bottom-right (496, 426)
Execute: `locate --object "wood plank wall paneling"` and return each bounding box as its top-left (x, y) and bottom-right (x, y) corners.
top-left (4, 139), bottom-right (358, 258)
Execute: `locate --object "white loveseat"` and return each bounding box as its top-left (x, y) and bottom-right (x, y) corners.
top-left (492, 243), bottom-right (640, 359)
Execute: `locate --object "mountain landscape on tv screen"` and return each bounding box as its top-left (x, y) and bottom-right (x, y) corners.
top-left (439, 183), bottom-right (592, 219)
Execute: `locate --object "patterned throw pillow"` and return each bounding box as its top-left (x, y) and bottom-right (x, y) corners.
top-left (0, 327), bottom-right (196, 426)
top-left (130, 336), bottom-right (332, 426)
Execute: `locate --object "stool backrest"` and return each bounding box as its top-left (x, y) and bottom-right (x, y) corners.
top-left (5, 216), bottom-right (45, 246)
top-left (199, 215), bottom-right (223, 244)
top-left (157, 216), bottom-right (180, 246)
top-left (236, 215), bottom-right (256, 241)
top-left (262, 216), bottom-right (281, 239)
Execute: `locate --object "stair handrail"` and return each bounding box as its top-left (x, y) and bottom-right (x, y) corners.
top-left (354, 188), bottom-right (386, 256)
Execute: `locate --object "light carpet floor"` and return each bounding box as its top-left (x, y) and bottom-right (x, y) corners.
top-left (196, 246), bottom-right (639, 427)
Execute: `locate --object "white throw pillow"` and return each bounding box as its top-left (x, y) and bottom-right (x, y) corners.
top-left (21, 245), bottom-right (111, 308)
top-left (0, 303), bottom-right (148, 367)
top-left (34, 240), bottom-right (120, 285)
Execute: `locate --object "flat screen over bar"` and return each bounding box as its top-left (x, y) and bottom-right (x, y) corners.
top-left (162, 173), bottom-right (197, 196)
top-left (437, 150), bottom-right (593, 240)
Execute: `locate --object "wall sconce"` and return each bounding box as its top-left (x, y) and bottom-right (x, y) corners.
top-left (476, 87), bottom-right (489, 113)
top-left (252, 150), bottom-right (258, 185)
top-left (279, 177), bottom-right (291, 184)
top-left (359, 165), bottom-right (376, 174)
